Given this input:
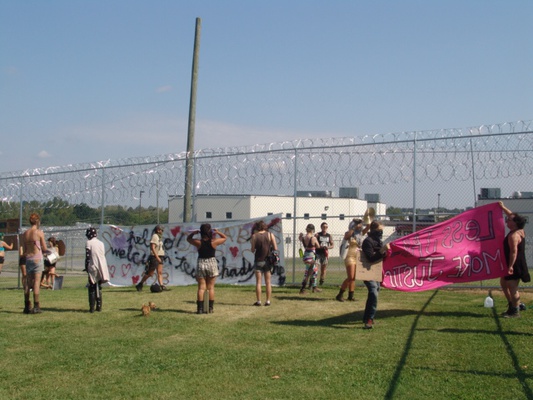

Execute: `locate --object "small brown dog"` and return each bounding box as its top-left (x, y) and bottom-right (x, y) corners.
top-left (141, 304), bottom-right (151, 317)
top-left (141, 302), bottom-right (157, 317)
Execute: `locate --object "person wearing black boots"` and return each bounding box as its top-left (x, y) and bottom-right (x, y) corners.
top-left (85, 227), bottom-right (110, 313)
top-left (187, 224), bottom-right (227, 314)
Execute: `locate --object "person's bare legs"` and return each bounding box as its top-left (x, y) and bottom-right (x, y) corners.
top-left (264, 270), bottom-right (272, 304)
top-left (255, 270), bottom-right (263, 303)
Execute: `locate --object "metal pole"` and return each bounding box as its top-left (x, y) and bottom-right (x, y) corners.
top-left (292, 149), bottom-right (298, 284)
top-left (469, 137), bottom-right (477, 207)
top-left (156, 179), bottom-right (160, 224)
top-left (100, 167), bottom-right (105, 226)
top-left (139, 190), bottom-right (144, 223)
top-left (412, 133), bottom-right (417, 232)
top-left (184, 17), bottom-right (201, 223)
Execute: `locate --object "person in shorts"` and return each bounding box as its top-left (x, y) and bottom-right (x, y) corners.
top-left (299, 224), bottom-right (321, 294)
top-left (21, 213), bottom-right (48, 314)
top-left (136, 225), bottom-right (168, 292)
top-left (0, 232), bottom-right (14, 275)
top-left (187, 224), bottom-right (227, 314)
top-left (250, 220), bottom-right (278, 306)
top-left (315, 222), bottom-right (334, 286)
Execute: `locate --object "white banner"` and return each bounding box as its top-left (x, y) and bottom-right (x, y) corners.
top-left (101, 215), bottom-right (285, 287)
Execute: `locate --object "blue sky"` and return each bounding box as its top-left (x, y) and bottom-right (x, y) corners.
top-left (1, 0), bottom-right (532, 172)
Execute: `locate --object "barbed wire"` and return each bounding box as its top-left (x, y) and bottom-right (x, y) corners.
top-left (0, 120), bottom-right (532, 209)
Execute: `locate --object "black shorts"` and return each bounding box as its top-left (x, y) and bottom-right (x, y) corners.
top-left (0, 256), bottom-right (4, 264)
top-left (145, 255), bottom-right (166, 272)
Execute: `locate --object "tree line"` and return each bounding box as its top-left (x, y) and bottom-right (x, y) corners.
top-left (0, 197), bottom-right (169, 227)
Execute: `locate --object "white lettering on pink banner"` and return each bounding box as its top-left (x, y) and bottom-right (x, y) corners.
top-left (382, 203), bottom-right (506, 292)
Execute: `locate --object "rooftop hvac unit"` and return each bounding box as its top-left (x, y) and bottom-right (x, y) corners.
top-left (365, 193), bottom-right (380, 203)
top-left (339, 187), bottom-right (359, 199)
top-left (479, 188), bottom-right (501, 199)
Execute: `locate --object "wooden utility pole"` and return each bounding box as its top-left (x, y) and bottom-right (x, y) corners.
top-left (183, 17), bottom-right (201, 223)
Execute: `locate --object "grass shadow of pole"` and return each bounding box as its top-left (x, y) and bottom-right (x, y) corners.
top-left (492, 307), bottom-right (533, 399)
top-left (384, 290), bottom-right (439, 400)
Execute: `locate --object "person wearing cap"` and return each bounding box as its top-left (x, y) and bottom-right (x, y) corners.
top-left (336, 218), bottom-right (369, 302)
top-left (298, 224), bottom-right (321, 294)
top-left (136, 225), bottom-right (168, 291)
top-left (0, 232), bottom-right (14, 275)
top-left (85, 227), bottom-right (110, 313)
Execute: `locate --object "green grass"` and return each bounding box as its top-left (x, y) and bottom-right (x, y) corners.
top-left (0, 276), bottom-right (532, 400)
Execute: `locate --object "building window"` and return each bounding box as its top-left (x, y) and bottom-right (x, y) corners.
top-left (304, 213), bottom-right (310, 220)
top-left (226, 212), bottom-right (232, 219)
top-left (339, 214), bottom-right (345, 220)
top-left (321, 213), bottom-right (327, 220)
top-left (206, 212), bottom-right (212, 219)
top-left (286, 213), bottom-right (292, 219)
top-left (267, 212), bottom-right (273, 216)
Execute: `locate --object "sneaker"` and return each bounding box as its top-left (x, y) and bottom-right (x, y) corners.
top-left (503, 312), bottom-right (521, 319)
top-left (265, 301), bottom-right (271, 306)
top-left (519, 302), bottom-right (527, 311)
top-left (363, 319), bottom-right (373, 329)
top-left (135, 282), bottom-right (143, 292)
top-left (312, 287), bottom-right (322, 293)
top-left (253, 301), bottom-right (262, 306)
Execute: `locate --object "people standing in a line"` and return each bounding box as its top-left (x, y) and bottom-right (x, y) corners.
top-left (85, 228), bottom-right (110, 313)
top-left (499, 201), bottom-right (529, 318)
top-left (361, 220), bottom-right (388, 329)
top-left (41, 237), bottom-right (59, 289)
top-left (136, 225), bottom-right (168, 291)
top-left (251, 220), bottom-right (277, 306)
top-left (21, 213), bottom-right (48, 314)
top-left (0, 232), bottom-right (14, 274)
top-left (315, 222), bottom-right (334, 286)
top-left (336, 219), bottom-right (368, 302)
top-left (299, 224), bottom-right (321, 294)
top-left (187, 224), bottom-right (227, 314)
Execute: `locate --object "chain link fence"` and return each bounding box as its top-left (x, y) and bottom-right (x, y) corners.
top-left (1, 120), bottom-right (532, 288)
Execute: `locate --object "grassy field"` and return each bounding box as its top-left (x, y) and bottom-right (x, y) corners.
top-left (0, 275), bottom-right (532, 400)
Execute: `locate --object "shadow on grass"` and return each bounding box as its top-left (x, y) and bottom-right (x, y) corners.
top-left (272, 312), bottom-right (356, 329)
top-left (384, 290), bottom-right (439, 400)
top-left (492, 307), bottom-right (533, 398)
top-left (419, 327), bottom-right (533, 337)
top-left (274, 295), bottom-right (330, 302)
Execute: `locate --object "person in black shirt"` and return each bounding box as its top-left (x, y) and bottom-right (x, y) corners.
top-left (187, 224), bottom-right (227, 314)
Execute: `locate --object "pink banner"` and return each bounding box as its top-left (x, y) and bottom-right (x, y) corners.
top-left (382, 202), bottom-right (507, 292)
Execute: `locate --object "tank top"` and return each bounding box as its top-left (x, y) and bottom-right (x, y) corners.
top-left (253, 231), bottom-right (271, 263)
top-left (198, 239), bottom-right (216, 259)
top-left (504, 230), bottom-right (528, 281)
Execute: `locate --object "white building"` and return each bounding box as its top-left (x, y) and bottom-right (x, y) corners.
top-left (168, 194), bottom-right (388, 257)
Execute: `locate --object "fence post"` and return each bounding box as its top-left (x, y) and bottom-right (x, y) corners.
top-left (292, 148), bottom-right (298, 284)
top-left (412, 132), bottom-right (417, 232)
top-left (100, 167), bottom-right (106, 226)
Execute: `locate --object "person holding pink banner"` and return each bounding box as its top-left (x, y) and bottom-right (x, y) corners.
top-left (361, 220), bottom-right (388, 329)
top-left (499, 202), bottom-right (530, 318)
